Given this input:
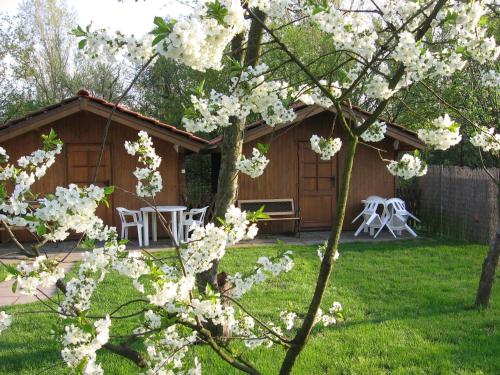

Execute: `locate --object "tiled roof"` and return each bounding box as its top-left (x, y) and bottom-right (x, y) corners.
top-left (0, 89), bottom-right (209, 145)
top-left (209, 101), bottom-right (420, 145)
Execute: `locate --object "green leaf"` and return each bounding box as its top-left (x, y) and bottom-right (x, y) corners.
top-left (307, 0), bottom-right (329, 14)
top-left (151, 17), bottom-right (176, 40)
top-left (190, 80), bottom-right (205, 97)
top-left (205, 283), bottom-right (214, 296)
top-left (78, 39), bottom-right (87, 50)
top-left (36, 224), bottom-right (46, 237)
top-left (153, 16), bottom-right (168, 30)
top-left (0, 183), bottom-right (7, 200)
top-left (82, 322), bottom-right (94, 335)
top-left (455, 46), bottom-right (472, 58)
top-left (75, 357), bottom-right (89, 375)
top-left (247, 205), bottom-right (270, 221)
top-left (256, 143), bottom-right (270, 155)
top-left (49, 128), bottom-right (56, 139)
top-left (80, 237), bottom-right (96, 250)
top-left (183, 107), bottom-right (199, 120)
top-left (2, 263), bottom-right (18, 279)
top-left (206, 0), bottom-right (229, 26)
top-left (230, 58), bottom-right (242, 72)
top-left (104, 186), bottom-right (115, 195)
top-left (41, 129), bottom-right (62, 151)
top-left (449, 122), bottom-right (460, 132)
top-left (443, 12), bottom-right (458, 25)
top-left (101, 197), bottom-right (110, 208)
top-left (152, 34), bottom-right (166, 46)
top-left (11, 280), bottom-right (17, 293)
top-left (479, 15), bottom-right (488, 27)
top-left (70, 25), bottom-right (87, 37)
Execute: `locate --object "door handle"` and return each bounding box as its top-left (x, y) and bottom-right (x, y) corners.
top-left (331, 176), bottom-right (336, 187)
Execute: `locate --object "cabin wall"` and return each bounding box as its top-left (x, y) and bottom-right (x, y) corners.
top-left (1, 111), bottom-right (183, 240)
top-left (238, 111), bottom-right (397, 232)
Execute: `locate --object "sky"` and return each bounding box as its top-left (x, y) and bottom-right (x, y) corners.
top-left (0, 0), bottom-right (191, 36)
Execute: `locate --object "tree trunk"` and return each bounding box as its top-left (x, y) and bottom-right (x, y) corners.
top-left (198, 116), bottom-right (246, 292)
top-left (198, 10), bottom-right (267, 292)
top-left (475, 184), bottom-right (500, 307)
top-left (212, 9), bottom-right (268, 222)
top-left (279, 135), bottom-right (358, 375)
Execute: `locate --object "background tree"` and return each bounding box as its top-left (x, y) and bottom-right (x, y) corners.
top-left (0, 0), bottom-right (128, 122)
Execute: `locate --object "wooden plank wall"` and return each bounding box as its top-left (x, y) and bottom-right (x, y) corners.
top-left (238, 111), bottom-right (397, 232)
top-left (0, 111), bottom-right (183, 239)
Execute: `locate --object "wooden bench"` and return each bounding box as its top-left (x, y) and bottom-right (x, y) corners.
top-left (237, 199), bottom-right (301, 237)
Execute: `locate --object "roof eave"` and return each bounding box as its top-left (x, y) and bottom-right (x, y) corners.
top-left (83, 100), bottom-right (206, 152)
top-left (0, 99), bottom-right (81, 143)
top-left (0, 97), bottom-right (209, 152)
top-left (204, 104), bottom-right (423, 151)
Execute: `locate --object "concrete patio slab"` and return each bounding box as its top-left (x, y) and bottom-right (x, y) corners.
top-left (0, 261), bottom-right (75, 307)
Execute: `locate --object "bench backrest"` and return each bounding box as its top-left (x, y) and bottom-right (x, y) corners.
top-left (237, 199), bottom-right (295, 216)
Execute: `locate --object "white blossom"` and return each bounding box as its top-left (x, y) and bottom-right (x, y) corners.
top-left (182, 91), bottom-right (241, 133)
top-left (481, 69), bottom-right (500, 88)
top-left (470, 127), bottom-right (500, 154)
top-left (228, 251), bottom-right (294, 299)
top-left (15, 256), bottom-right (65, 295)
top-left (236, 148), bottom-right (269, 178)
top-left (387, 153), bottom-right (427, 180)
top-left (310, 135), bottom-right (342, 161)
top-left (280, 310), bottom-right (297, 330)
top-left (156, 0), bottom-right (247, 71)
top-left (316, 241), bottom-right (339, 263)
top-left (30, 184), bottom-right (110, 242)
top-left (0, 311), bottom-right (11, 334)
top-left (360, 121), bottom-right (387, 143)
top-left (297, 81), bottom-right (341, 108)
top-left (182, 64), bottom-right (296, 133)
top-left (125, 131), bottom-right (163, 197)
top-left (418, 114), bottom-right (461, 150)
top-left (247, 0), bottom-right (289, 19)
top-left (365, 75), bottom-right (396, 100)
top-left (60, 316), bottom-right (111, 373)
top-left (314, 301), bottom-right (343, 327)
top-left (310, 5), bottom-right (378, 61)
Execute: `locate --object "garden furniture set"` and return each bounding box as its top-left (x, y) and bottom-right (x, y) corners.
top-left (353, 196), bottom-right (420, 238)
top-left (116, 205), bottom-right (208, 246)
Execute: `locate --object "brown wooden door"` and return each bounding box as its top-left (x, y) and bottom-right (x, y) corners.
top-left (298, 141), bottom-right (337, 229)
top-left (66, 144), bottom-right (113, 225)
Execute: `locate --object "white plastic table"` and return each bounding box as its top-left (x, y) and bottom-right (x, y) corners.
top-left (140, 206), bottom-right (187, 246)
top-left (359, 198), bottom-right (390, 236)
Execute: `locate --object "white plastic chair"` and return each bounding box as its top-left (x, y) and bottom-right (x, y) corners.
top-left (365, 195), bottom-right (385, 202)
top-left (116, 207), bottom-right (144, 246)
top-left (180, 206), bottom-right (208, 243)
top-left (353, 198), bottom-right (389, 238)
top-left (385, 198), bottom-right (420, 237)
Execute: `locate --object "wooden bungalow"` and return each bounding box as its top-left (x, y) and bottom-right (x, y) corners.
top-left (210, 103), bottom-right (424, 233)
top-left (0, 89), bottom-right (208, 240)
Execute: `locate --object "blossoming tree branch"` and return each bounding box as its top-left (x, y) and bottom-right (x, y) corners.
top-left (1, 1), bottom-right (499, 374)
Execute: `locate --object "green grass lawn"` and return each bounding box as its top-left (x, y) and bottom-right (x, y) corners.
top-left (1, 238), bottom-right (499, 374)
